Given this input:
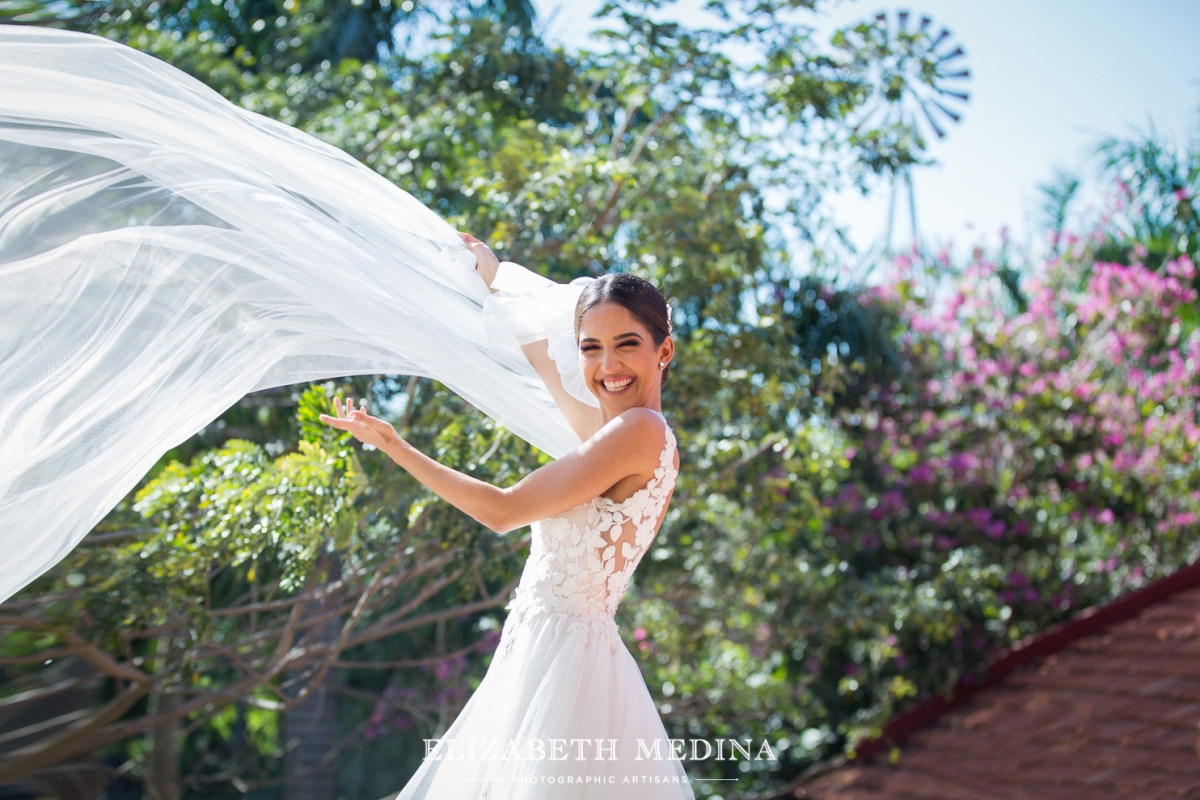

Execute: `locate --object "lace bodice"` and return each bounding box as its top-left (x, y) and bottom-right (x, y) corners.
top-left (505, 423), bottom-right (678, 625)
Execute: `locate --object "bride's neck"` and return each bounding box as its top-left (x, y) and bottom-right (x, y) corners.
top-left (599, 398), bottom-right (663, 427)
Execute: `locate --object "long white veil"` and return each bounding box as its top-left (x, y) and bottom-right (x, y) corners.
top-left (0, 25), bottom-right (591, 603)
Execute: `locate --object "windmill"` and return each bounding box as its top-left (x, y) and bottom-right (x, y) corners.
top-left (836, 10), bottom-right (971, 264)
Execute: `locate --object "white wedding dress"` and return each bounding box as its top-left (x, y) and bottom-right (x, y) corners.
top-left (398, 420), bottom-right (694, 799)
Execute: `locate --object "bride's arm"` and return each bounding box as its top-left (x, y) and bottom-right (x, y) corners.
top-left (514, 338), bottom-right (602, 442)
top-left (461, 233), bottom-right (603, 442)
top-left (320, 397), bottom-right (665, 533)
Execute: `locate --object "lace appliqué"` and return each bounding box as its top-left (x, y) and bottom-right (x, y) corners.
top-left (498, 424), bottom-right (677, 661)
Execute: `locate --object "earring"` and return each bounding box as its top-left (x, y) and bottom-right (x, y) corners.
top-left (658, 362), bottom-right (665, 369)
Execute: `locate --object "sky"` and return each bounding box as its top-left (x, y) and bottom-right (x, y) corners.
top-left (529, 0), bottom-right (1200, 260)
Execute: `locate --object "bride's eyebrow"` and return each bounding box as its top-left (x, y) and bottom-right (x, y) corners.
top-left (579, 332), bottom-right (643, 344)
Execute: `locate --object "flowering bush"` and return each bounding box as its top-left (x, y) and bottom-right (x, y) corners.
top-left (639, 229), bottom-right (1200, 785)
top-left (852, 246), bottom-right (1200, 621)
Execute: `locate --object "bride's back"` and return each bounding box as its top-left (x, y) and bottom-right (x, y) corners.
top-left (506, 424), bottom-right (678, 623)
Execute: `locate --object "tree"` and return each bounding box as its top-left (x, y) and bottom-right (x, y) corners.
top-left (1036, 127), bottom-right (1200, 277)
top-left (0, 383), bottom-right (533, 790)
top-left (1096, 128), bottom-right (1200, 273)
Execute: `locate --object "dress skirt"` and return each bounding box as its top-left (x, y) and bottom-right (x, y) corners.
top-left (395, 607), bottom-right (696, 799)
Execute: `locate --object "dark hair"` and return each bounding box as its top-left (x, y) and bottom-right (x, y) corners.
top-left (574, 273), bottom-right (673, 385)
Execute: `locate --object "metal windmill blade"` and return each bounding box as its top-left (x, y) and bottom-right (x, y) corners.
top-left (839, 9), bottom-right (972, 148)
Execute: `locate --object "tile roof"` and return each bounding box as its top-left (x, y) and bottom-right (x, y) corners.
top-left (792, 563), bottom-right (1200, 800)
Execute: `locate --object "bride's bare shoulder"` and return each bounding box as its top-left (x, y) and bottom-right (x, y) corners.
top-left (616, 406), bottom-right (667, 427)
top-left (591, 407), bottom-right (668, 450)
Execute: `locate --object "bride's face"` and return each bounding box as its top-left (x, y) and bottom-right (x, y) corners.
top-left (578, 301), bottom-right (672, 410)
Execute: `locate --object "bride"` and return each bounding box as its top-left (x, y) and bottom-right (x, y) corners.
top-left (0, 23), bottom-right (694, 799)
top-left (320, 236), bottom-right (694, 799)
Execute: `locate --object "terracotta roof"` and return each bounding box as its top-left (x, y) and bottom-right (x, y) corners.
top-left (794, 561), bottom-right (1200, 800)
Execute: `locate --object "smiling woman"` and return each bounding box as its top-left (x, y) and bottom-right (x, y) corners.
top-left (319, 238), bottom-right (690, 799)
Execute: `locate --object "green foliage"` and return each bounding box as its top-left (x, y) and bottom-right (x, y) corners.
top-left (1096, 130), bottom-right (1200, 271)
top-left (296, 382), bottom-right (351, 448)
top-left (1037, 129), bottom-right (1200, 275)
top-left (19, 390), bottom-right (365, 647)
top-left (15, 0), bottom-right (422, 69)
top-left (134, 435), bottom-right (364, 593)
top-left (11, 3), bottom-right (1196, 798)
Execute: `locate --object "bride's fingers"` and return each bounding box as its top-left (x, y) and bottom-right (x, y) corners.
top-left (320, 413), bottom-right (366, 434)
top-left (322, 399), bottom-right (379, 431)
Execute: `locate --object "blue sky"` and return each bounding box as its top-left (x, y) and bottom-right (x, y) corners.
top-left (530, 0), bottom-right (1200, 259)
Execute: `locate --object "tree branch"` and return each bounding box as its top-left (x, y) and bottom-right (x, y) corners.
top-left (0, 679), bottom-right (151, 781)
top-left (346, 575), bottom-right (520, 648)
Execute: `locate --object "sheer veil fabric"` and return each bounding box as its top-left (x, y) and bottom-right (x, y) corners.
top-left (0, 25), bottom-right (595, 602)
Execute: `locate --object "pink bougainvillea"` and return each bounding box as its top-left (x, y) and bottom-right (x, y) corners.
top-left (837, 247), bottom-right (1200, 622)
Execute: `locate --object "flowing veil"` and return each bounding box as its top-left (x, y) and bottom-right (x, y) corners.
top-left (0, 25), bottom-right (594, 603)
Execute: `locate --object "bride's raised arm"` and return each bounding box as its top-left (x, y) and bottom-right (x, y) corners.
top-left (321, 396), bottom-right (665, 533)
top-left (461, 233), bottom-right (604, 443)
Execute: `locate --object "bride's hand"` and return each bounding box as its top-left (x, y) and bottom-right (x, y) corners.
top-left (319, 396), bottom-right (400, 451)
top-left (459, 232), bottom-right (499, 289)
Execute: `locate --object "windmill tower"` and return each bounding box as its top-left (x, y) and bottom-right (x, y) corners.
top-left (837, 10), bottom-right (971, 266)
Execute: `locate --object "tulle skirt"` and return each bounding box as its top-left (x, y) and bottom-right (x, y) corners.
top-left (397, 608), bottom-right (695, 800)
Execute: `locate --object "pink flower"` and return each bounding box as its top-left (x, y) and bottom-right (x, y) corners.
top-left (909, 463), bottom-right (936, 484)
top-left (1168, 255), bottom-right (1197, 280)
top-left (967, 508), bottom-right (992, 527)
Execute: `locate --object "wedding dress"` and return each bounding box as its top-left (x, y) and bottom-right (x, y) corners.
top-left (397, 416), bottom-right (693, 799)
